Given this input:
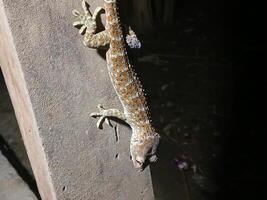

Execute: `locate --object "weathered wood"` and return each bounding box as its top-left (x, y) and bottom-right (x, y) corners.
top-left (130, 0), bottom-right (154, 32)
top-left (0, 0), bottom-right (154, 199)
top-left (127, 0), bottom-right (175, 33)
top-left (162, 0), bottom-right (174, 25)
top-left (0, 1), bottom-right (57, 199)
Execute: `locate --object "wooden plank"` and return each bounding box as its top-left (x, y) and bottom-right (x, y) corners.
top-left (0, 0), bottom-right (154, 199)
top-left (0, 1), bottom-right (57, 199)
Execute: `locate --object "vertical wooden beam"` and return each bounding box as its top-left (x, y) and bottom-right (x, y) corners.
top-left (131, 0), bottom-right (154, 32)
top-left (0, 1), bottom-right (57, 199)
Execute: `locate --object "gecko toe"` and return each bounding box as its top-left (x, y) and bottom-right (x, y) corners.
top-left (96, 116), bottom-right (105, 129)
top-left (105, 118), bottom-right (113, 127)
top-left (90, 112), bottom-right (100, 117)
top-left (72, 10), bottom-right (81, 17)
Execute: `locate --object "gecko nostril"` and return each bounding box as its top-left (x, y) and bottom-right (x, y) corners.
top-left (135, 158), bottom-right (144, 166)
top-left (136, 160), bottom-right (142, 165)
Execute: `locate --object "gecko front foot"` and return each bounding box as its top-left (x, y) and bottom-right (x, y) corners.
top-left (90, 104), bottom-right (126, 129)
top-left (72, 0), bottom-right (103, 35)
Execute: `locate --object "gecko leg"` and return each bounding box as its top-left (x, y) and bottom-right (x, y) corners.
top-left (73, 1), bottom-right (110, 47)
top-left (90, 104), bottom-right (126, 129)
top-left (73, 0), bottom-right (103, 35)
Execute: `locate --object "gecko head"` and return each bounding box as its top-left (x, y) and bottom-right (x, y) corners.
top-left (130, 133), bottom-right (160, 171)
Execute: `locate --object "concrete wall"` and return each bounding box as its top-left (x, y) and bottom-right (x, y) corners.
top-left (0, 0), bottom-right (154, 199)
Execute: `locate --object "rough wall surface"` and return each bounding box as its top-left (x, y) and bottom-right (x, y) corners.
top-left (0, 0), bottom-right (154, 199)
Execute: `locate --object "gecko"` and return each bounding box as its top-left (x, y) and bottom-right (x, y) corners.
top-left (72, 0), bottom-right (160, 171)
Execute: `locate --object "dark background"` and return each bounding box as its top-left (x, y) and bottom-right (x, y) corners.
top-left (134, 0), bottom-right (266, 199)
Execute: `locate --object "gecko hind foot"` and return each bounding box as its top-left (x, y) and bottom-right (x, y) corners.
top-left (72, 0), bottom-right (103, 35)
top-left (90, 104), bottom-right (126, 129)
top-left (90, 104), bottom-right (113, 129)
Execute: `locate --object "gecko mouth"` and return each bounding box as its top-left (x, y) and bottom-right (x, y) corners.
top-left (136, 159), bottom-right (143, 166)
top-left (132, 154), bottom-right (158, 171)
top-left (133, 158), bottom-right (144, 171)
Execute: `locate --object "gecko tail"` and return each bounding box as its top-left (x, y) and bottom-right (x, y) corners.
top-left (104, 0), bottom-right (121, 36)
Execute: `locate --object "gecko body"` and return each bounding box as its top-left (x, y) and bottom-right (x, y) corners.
top-left (73, 0), bottom-right (160, 171)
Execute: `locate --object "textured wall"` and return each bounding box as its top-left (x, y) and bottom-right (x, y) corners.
top-left (0, 0), bottom-right (154, 199)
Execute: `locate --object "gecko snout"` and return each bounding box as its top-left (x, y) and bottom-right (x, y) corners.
top-left (132, 154), bottom-right (158, 171)
top-left (133, 156), bottom-right (145, 171)
top-left (130, 133), bottom-right (160, 171)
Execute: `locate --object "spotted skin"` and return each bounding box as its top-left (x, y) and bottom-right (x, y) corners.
top-left (73, 0), bottom-right (160, 171)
